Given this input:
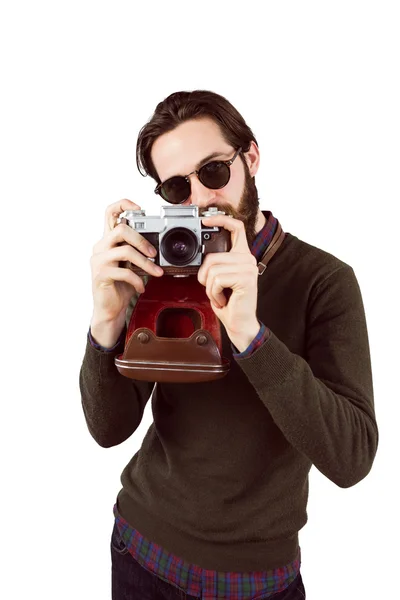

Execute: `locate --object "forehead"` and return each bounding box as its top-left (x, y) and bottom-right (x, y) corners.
top-left (151, 117), bottom-right (233, 180)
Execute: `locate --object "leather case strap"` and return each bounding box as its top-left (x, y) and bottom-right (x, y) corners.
top-left (257, 221), bottom-right (285, 275)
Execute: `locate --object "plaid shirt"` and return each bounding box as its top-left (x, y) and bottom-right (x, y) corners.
top-left (91, 211), bottom-right (301, 598)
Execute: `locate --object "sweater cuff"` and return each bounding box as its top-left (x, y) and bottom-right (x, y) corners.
top-left (235, 329), bottom-right (297, 388)
top-left (88, 326), bottom-right (126, 353)
top-left (231, 322), bottom-right (271, 358)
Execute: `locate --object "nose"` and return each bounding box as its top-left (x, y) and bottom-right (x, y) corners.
top-left (186, 173), bottom-right (217, 208)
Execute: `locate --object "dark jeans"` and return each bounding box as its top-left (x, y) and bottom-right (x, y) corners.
top-left (111, 521), bottom-right (306, 599)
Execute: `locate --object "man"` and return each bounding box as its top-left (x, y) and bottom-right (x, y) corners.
top-left (79, 90), bottom-right (378, 599)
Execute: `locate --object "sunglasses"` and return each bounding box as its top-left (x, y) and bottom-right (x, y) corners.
top-left (154, 147), bottom-right (242, 205)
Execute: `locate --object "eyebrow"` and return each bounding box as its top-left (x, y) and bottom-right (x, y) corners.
top-left (195, 151), bottom-right (230, 171)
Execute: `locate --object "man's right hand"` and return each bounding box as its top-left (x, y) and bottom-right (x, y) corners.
top-left (89, 199), bottom-right (164, 347)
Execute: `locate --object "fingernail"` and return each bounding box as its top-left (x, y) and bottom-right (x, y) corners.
top-left (147, 245), bottom-right (157, 256)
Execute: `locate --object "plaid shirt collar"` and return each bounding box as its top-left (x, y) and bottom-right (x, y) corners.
top-left (250, 210), bottom-right (278, 262)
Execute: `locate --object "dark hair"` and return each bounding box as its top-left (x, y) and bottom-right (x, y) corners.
top-left (136, 90), bottom-right (258, 183)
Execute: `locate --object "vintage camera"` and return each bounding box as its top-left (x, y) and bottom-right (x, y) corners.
top-left (117, 205), bottom-right (231, 274)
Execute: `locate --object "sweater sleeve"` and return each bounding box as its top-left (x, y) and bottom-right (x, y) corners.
top-left (235, 265), bottom-right (378, 488)
top-left (79, 285), bottom-right (154, 448)
top-left (79, 328), bottom-right (155, 447)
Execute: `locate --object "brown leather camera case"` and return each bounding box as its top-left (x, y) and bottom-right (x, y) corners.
top-left (114, 274), bottom-right (230, 383)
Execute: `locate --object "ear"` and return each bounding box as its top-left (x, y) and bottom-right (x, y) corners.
top-left (243, 141), bottom-right (260, 178)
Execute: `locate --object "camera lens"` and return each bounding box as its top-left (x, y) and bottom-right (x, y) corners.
top-left (160, 227), bottom-right (199, 265)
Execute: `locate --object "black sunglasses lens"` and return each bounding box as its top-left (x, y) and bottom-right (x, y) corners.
top-left (160, 177), bottom-right (190, 204)
top-left (199, 162), bottom-right (230, 189)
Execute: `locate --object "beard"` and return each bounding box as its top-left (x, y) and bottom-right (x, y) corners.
top-left (207, 163), bottom-right (260, 248)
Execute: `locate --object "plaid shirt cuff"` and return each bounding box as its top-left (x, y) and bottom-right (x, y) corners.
top-left (231, 322), bottom-right (270, 358)
top-left (88, 326), bottom-right (126, 353)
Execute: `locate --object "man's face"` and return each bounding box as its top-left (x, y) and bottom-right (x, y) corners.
top-left (151, 118), bottom-right (261, 246)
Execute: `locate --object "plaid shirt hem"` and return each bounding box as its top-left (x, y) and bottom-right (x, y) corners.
top-left (112, 503), bottom-right (300, 600)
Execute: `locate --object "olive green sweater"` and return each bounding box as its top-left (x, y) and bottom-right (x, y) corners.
top-left (79, 231), bottom-right (378, 572)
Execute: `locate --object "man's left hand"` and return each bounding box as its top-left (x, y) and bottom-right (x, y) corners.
top-left (197, 215), bottom-right (260, 352)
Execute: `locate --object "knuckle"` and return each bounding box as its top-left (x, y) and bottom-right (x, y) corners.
top-left (207, 265), bottom-right (216, 278)
top-left (112, 223), bottom-right (128, 242)
top-left (125, 246), bottom-right (138, 263)
top-left (112, 222), bottom-right (124, 234)
top-left (127, 246), bottom-right (148, 269)
top-left (136, 236), bottom-right (148, 248)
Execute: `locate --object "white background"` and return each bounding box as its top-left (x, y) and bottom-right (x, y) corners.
top-left (1, 1), bottom-right (399, 599)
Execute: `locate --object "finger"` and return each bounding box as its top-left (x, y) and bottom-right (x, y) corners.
top-left (95, 223), bottom-right (156, 258)
top-left (205, 264), bottom-right (257, 307)
top-left (204, 266), bottom-right (232, 309)
top-left (209, 272), bottom-right (238, 309)
top-left (202, 215), bottom-right (249, 254)
top-left (103, 199), bottom-right (141, 236)
top-left (198, 251), bottom-right (256, 286)
top-left (206, 272), bottom-right (233, 309)
top-left (92, 244), bottom-right (163, 278)
top-left (94, 266), bottom-right (146, 294)
top-left (108, 244), bottom-right (164, 277)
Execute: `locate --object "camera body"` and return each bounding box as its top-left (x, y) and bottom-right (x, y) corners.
top-left (117, 205), bottom-right (231, 271)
